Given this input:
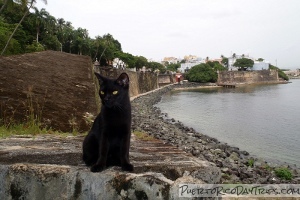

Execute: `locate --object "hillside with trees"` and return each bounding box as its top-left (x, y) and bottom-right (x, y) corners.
top-left (0, 0), bottom-right (164, 71)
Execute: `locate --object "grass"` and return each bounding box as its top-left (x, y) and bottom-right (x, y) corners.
top-left (0, 123), bottom-right (48, 138)
top-left (0, 86), bottom-right (81, 138)
top-left (133, 131), bottom-right (154, 141)
top-left (274, 167), bottom-right (293, 180)
top-left (247, 158), bottom-right (255, 167)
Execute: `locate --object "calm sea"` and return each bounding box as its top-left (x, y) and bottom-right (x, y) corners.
top-left (156, 79), bottom-right (300, 166)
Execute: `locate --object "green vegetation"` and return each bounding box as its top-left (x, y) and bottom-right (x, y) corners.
top-left (148, 61), bottom-right (166, 73)
top-left (233, 58), bottom-right (254, 71)
top-left (0, 86), bottom-right (79, 138)
top-left (247, 158), bottom-right (255, 167)
top-left (269, 64), bottom-right (289, 81)
top-left (274, 167), bottom-right (292, 180)
top-left (165, 63), bottom-right (180, 72)
top-left (133, 131), bottom-right (154, 141)
top-left (0, 0), bottom-right (165, 72)
top-left (221, 56), bottom-right (229, 68)
top-left (185, 63), bottom-right (225, 83)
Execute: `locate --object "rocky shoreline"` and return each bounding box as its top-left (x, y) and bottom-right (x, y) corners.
top-left (131, 83), bottom-right (300, 184)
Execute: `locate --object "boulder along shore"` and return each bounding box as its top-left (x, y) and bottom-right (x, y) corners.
top-left (131, 83), bottom-right (300, 184)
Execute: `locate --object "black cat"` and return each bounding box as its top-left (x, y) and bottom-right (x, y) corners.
top-left (82, 72), bottom-right (133, 172)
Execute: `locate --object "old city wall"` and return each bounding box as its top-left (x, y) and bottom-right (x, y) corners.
top-left (217, 70), bottom-right (279, 84)
top-left (0, 51), bottom-right (97, 133)
top-left (96, 67), bottom-right (174, 96)
top-left (0, 51), bottom-right (174, 132)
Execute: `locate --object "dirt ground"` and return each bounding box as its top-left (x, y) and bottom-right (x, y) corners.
top-left (0, 51), bottom-right (98, 132)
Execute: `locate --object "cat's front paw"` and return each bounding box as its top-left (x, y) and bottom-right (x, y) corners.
top-left (121, 163), bottom-right (134, 172)
top-left (91, 164), bottom-right (105, 172)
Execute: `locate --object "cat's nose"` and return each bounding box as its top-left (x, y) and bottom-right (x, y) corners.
top-left (104, 96), bottom-right (110, 101)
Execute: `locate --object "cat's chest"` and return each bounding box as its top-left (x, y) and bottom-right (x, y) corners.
top-left (100, 113), bottom-right (130, 128)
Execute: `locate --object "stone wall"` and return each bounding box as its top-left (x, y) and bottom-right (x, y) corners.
top-left (95, 67), bottom-right (171, 95)
top-left (137, 71), bottom-right (158, 93)
top-left (95, 67), bottom-right (140, 97)
top-left (0, 51), bottom-right (97, 132)
top-left (217, 69), bottom-right (279, 84)
top-left (158, 74), bottom-right (175, 87)
top-left (0, 51), bottom-right (174, 133)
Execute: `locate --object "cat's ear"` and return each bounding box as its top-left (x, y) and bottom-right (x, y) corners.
top-left (116, 73), bottom-right (129, 88)
top-left (94, 72), bottom-right (106, 84)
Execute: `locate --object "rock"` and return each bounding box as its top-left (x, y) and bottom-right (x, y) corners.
top-left (229, 152), bottom-right (240, 161)
top-left (221, 168), bottom-right (229, 173)
top-left (192, 149), bottom-right (200, 156)
top-left (211, 148), bottom-right (223, 155)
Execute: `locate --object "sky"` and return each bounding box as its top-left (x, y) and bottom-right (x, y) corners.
top-left (35, 0), bottom-right (300, 69)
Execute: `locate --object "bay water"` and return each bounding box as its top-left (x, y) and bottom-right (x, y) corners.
top-left (156, 80), bottom-right (300, 166)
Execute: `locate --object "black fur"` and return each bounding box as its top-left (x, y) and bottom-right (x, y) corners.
top-left (82, 72), bottom-right (133, 172)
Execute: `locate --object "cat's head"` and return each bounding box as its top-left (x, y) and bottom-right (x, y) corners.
top-left (94, 72), bottom-right (130, 108)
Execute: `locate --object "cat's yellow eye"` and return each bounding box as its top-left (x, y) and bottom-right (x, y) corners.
top-left (112, 90), bottom-right (118, 95)
top-left (100, 91), bottom-right (104, 95)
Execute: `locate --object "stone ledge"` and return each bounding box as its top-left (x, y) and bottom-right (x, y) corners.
top-left (0, 134), bottom-right (221, 199)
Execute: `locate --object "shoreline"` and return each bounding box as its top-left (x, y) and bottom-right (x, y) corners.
top-left (131, 82), bottom-right (300, 184)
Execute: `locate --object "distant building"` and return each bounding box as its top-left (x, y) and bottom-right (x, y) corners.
top-left (162, 57), bottom-right (179, 64)
top-left (179, 63), bottom-right (198, 73)
top-left (184, 55), bottom-right (201, 63)
top-left (206, 58), bottom-right (222, 64)
top-left (227, 54), bottom-right (259, 71)
top-left (178, 55), bottom-right (203, 73)
top-left (252, 61), bottom-right (270, 70)
top-left (284, 69), bottom-right (300, 77)
top-left (112, 58), bottom-right (127, 69)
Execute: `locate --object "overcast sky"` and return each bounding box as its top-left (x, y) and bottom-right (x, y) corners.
top-left (36, 0), bottom-right (300, 69)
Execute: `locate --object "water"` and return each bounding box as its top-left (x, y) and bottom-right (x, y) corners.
top-left (156, 80), bottom-right (300, 166)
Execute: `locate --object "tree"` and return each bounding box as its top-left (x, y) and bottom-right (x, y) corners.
top-left (32, 7), bottom-right (49, 43)
top-left (148, 62), bottom-right (166, 73)
top-left (134, 56), bottom-right (148, 70)
top-left (56, 20), bottom-right (74, 53)
top-left (213, 62), bottom-right (226, 71)
top-left (232, 53), bottom-right (236, 59)
top-left (72, 27), bottom-right (89, 55)
top-left (0, 17), bottom-right (22, 54)
top-left (257, 58), bottom-right (264, 62)
top-left (206, 61), bottom-right (215, 68)
top-left (166, 63), bottom-right (180, 72)
top-left (91, 33), bottom-right (122, 65)
top-left (25, 40), bottom-right (44, 52)
top-left (233, 58), bottom-right (254, 71)
top-left (1, 0), bottom-right (47, 55)
top-left (185, 63), bottom-right (218, 83)
top-left (221, 57), bottom-right (229, 68)
top-left (205, 56), bottom-right (209, 62)
top-left (114, 51), bottom-right (136, 68)
top-left (0, 0), bottom-right (13, 14)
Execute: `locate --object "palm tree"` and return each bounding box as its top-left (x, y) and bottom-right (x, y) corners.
top-left (33, 7), bottom-right (49, 43)
top-left (56, 19), bottom-right (74, 53)
top-left (1, 0), bottom-right (47, 55)
top-left (93, 35), bottom-right (102, 61)
top-left (206, 56), bottom-right (209, 62)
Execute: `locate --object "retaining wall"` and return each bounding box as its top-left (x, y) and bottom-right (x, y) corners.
top-left (218, 70), bottom-right (279, 84)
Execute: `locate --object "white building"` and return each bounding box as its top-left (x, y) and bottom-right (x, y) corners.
top-left (162, 57), bottom-right (179, 64)
top-left (252, 61), bottom-right (270, 70)
top-left (112, 58), bottom-right (127, 69)
top-left (179, 58), bottom-right (205, 73)
top-left (227, 54), bottom-right (268, 71)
